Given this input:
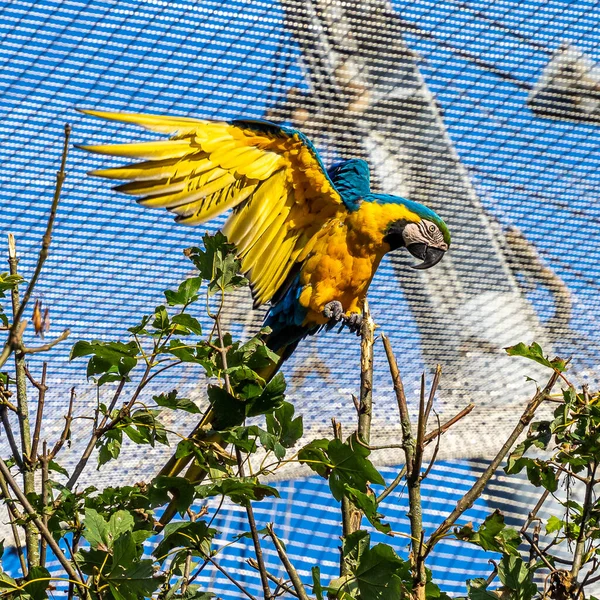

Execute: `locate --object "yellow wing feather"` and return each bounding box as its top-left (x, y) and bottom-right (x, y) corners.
top-left (80, 109), bottom-right (345, 305)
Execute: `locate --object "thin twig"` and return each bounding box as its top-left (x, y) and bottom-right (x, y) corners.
top-left (381, 333), bottom-right (426, 599)
top-left (521, 530), bottom-right (556, 572)
top-left (0, 125), bottom-right (71, 370)
top-left (266, 524), bottom-right (310, 600)
top-left (0, 406), bottom-right (23, 469)
top-left (423, 403), bottom-right (475, 444)
top-left (28, 362), bottom-right (47, 463)
top-left (572, 462), bottom-right (597, 579)
top-left (0, 471), bottom-right (27, 576)
top-left (21, 329), bottom-right (70, 354)
top-left (376, 465), bottom-right (407, 504)
top-left (0, 457), bottom-right (87, 597)
top-left (50, 387), bottom-right (75, 459)
top-left (247, 559), bottom-right (299, 598)
top-left (425, 369), bottom-right (561, 555)
top-left (66, 376), bottom-right (127, 489)
top-left (206, 557), bottom-right (258, 600)
top-left (215, 308), bottom-right (271, 600)
top-left (40, 441), bottom-right (49, 567)
top-left (358, 300), bottom-right (374, 444)
top-left (414, 374), bottom-right (426, 478)
top-left (424, 365), bottom-right (441, 425)
top-left (420, 410), bottom-right (442, 482)
top-left (9, 236), bottom-right (38, 567)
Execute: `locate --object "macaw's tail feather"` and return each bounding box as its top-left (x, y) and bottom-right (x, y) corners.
top-left (156, 336), bottom-right (298, 529)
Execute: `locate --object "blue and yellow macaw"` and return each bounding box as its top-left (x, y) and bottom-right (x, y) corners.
top-left (79, 109), bottom-right (450, 521)
top-left (79, 109), bottom-right (450, 366)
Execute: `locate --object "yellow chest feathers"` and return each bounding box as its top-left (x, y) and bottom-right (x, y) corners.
top-left (297, 201), bottom-right (419, 322)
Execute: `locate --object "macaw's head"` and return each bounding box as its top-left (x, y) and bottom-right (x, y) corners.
top-left (379, 197), bottom-right (451, 270)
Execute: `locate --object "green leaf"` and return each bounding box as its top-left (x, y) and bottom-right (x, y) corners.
top-left (247, 372), bottom-right (286, 416)
top-left (344, 485), bottom-right (391, 534)
top-left (25, 565), bottom-right (51, 600)
top-left (208, 385), bottom-right (246, 430)
top-left (111, 531), bottom-right (137, 573)
top-left (454, 510), bottom-right (521, 556)
top-left (266, 401), bottom-right (303, 449)
top-left (97, 429), bottom-right (122, 467)
top-left (48, 459), bottom-right (69, 478)
top-left (171, 313), bottom-right (203, 335)
top-left (318, 436), bottom-right (385, 501)
top-left (195, 478), bottom-right (279, 505)
top-left (70, 340), bottom-right (138, 384)
top-left (186, 233), bottom-right (248, 296)
top-left (0, 571), bottom-right (18, 592)
top-left (466, 578), bottom-right (499, 600)
top-left (182, 587), bottom-right (216, 599)
top-left (0, 272), bottom-right (23, 297)
top-left (505, 342), bottom-right (566, 372)
top-left (355, 543), bottom-right (406, 600)
top-left (342, 530), bottom-right (370, 572)
top-left (107, 559), bottom-right (162, 600)
top-left (497, 555), bottom-right (537, 600)
top-left (108, 510), bottom-right (135, 543)
top-left (150, 477), bottom-right (196, 516)
top-left (546, 515), bottom-right (564, 534)
top-left (154, 390), bottom-right (200, 414)
top-left (153, 521), bottom-right (215, 561)
top-left (83, 508), bottom-right (109, 549)
top-left (164, 277), bottom-right (202, 306)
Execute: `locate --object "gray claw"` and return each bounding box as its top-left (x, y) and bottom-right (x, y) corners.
top-left (323, 300), bottom-right (344, 321)
top-left (345, 312), bottom-right (363, 334)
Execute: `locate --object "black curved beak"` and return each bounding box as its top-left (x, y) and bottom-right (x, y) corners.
top-left (407, 243), bottom-right (445, 270)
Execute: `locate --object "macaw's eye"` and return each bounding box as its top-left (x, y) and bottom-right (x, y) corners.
top-left (429, 224), bottom-right (436, 233)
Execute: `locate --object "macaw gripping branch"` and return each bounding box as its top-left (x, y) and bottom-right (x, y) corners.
top-left (0, 128), bottom-right (599, 600)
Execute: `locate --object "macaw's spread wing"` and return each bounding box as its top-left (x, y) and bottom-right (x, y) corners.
top-left (79, 110), bottom-right (347, 306)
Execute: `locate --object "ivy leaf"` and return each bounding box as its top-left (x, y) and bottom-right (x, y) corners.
top-left (153, 390), bottom-right (200, 414)
top-left (505, 342), bottom-right (566, 372)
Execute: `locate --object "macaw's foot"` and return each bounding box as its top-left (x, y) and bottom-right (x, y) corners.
top-left (345, 312), bottom-right (363, 335)
top-left (323, 300), bottom-right (344, 322)
top-left (322, 301), bottom-right (362, 335)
